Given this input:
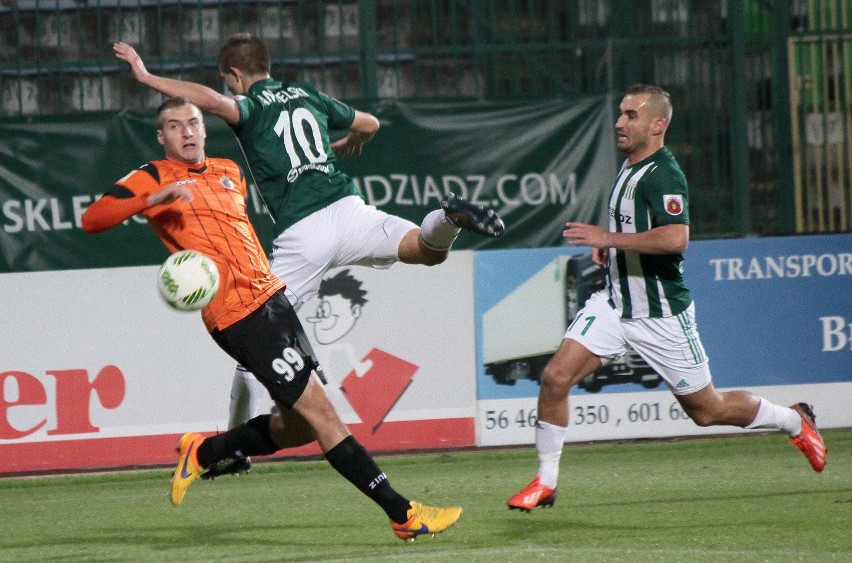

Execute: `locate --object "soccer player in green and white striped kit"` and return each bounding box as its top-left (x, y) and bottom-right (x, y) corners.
top-left (507, 84), bottom-right (827, 512)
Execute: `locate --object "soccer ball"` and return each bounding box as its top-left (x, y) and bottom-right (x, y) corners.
top-left (157, 250), bottom-right (220, 311)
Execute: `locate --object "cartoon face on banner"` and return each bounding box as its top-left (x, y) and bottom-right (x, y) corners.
top-left (300, 269), bottom-right (414, 432)
top-left (304, 269), bottom-right (367, 345)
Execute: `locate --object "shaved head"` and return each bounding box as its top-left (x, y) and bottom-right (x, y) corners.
top-left (615, 83), bottom-right (674, 163)
top-left (626, 83), bottom-right (673, 128)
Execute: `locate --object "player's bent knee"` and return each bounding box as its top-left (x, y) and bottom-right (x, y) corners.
top-left (540, 367), bottom-right (574, 396)
top-left (421, 249), bottom-right (448, 266)
top-left (684, 407), bottom-right (716, 427)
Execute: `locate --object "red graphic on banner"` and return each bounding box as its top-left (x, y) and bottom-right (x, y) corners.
top-left (341, 348), bottom-right (417, 433)
top-left (0, 366), bottom-right (125, 440)
top-left (0, 354), bottom-right (475, 474)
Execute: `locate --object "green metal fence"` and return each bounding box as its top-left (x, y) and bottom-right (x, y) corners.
top-left (1, 0), bottom-right (849, 237)
top-left (788, 0), bottom-right (852, 233)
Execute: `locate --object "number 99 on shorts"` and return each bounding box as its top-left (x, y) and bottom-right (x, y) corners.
top-left (271, 346), bottom-right (305, 382)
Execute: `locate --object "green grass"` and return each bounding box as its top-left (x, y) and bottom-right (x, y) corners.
top-left (0, 430), bottom-right (849, 562)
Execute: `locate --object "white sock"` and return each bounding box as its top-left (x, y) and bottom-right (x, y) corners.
top-left (419, 208), bottom-right (460, 250)
top-left (536, 420), bottom-right (568, 488)
top-left (228, 366), bottom-right (268, 429)
top-left (745, 398), bottom-right (803, 436)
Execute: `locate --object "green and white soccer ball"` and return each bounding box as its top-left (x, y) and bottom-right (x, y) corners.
top-left (157, 250), bottom-right (220, 311)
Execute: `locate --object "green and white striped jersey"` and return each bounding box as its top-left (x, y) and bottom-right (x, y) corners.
top-left (233, 78), bottom-right (361, 236)
top-left (606, 147), bottom-right (693, 319)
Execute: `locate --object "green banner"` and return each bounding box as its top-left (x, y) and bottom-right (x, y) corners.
top-left (0, 97), bottom-right (615, 273)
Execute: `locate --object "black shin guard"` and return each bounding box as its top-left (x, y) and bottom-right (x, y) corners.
top-left (324, 436), bottom-right (411, 523)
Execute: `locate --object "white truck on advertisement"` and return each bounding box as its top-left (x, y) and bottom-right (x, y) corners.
top-left (482, 253), bottom-right (661, 393)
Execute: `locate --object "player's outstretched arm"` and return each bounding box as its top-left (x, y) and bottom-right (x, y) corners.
top-left (113, 42), bottom-right (240, 125)
top-left (330, 110), bottom-right (380, 157)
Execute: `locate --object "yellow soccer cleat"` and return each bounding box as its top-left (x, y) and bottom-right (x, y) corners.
top-left (170, 432), bottom-right (205, 506)
top-left (390, 501), bottom-right (462, 541)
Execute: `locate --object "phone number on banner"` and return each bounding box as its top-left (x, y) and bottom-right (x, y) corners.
top-left (475, 390), bottom-right (725, 446)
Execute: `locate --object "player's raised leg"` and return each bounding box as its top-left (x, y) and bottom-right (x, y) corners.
top-left (415, 194), bottom-right (504, 257)
top-left (676, 386), bottom-right (828, 472)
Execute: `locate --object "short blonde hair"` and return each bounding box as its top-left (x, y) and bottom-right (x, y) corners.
top-left (155, 97), bottom-right (200, 128)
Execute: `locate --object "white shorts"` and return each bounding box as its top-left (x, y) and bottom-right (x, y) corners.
top-left (270, 195), bottom-right (417, 310)
top-left (566, 290), bottom-right (712, 395)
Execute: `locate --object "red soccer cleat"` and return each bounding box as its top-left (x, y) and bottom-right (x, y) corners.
top-left (507, 475), bottom-right (557, 512)
top-left (788, 403), bottom-right (827, 472)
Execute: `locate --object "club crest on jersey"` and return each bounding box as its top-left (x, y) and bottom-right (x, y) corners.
top-left (664, 194), bottom-right (684, 216)
top-left (219, 176), bottom-right (236, 190)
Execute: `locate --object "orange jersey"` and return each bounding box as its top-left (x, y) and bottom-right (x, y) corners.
top-left (83, 157), bottom-right (283, 331)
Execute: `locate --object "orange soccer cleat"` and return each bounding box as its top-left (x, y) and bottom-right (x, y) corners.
top-left (788, 403), bottom-right (827, 472)
top-left (507, 475), bottom-right (557, 512)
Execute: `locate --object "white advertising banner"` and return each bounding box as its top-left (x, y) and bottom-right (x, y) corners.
top-left (477, 383), bottom-right (852, 446)
top-left (0, 252), bottom-right (476, 473)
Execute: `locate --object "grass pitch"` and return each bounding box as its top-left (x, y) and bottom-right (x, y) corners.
top-left (0, 430), bottom-right (849, 562)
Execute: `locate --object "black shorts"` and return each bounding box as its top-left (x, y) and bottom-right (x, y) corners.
top-left (210, 290), bottom-right (323, 409)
